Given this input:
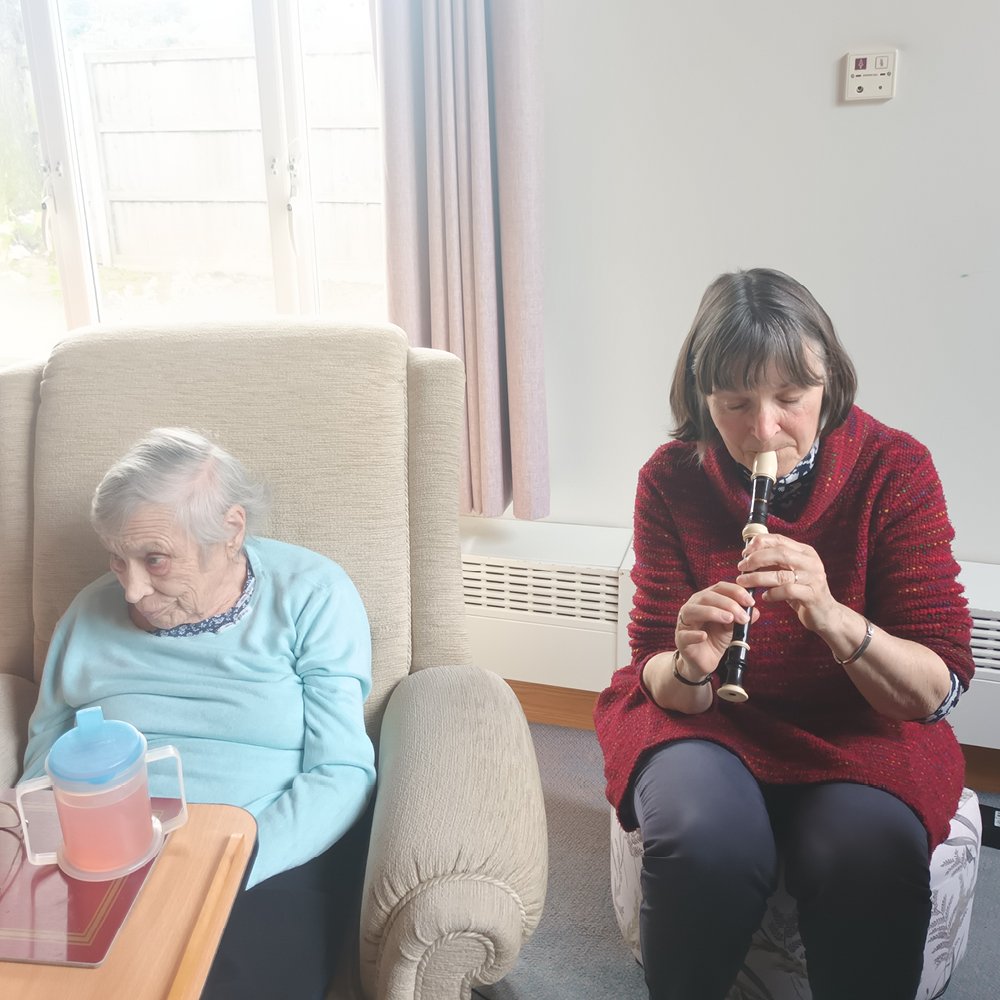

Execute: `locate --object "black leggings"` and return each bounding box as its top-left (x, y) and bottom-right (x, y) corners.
top-left (631, 740), bottom-right (931, 1000)
top-left (201, 810), bottom-right (371, 1000)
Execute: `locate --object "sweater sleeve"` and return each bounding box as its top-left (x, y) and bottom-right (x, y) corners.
top-left (865, 442), bottom-right (975, 689)
top-left (247, 569), bottom-right (376, 887)
top-left (628, 459), bottom-right (695, 674)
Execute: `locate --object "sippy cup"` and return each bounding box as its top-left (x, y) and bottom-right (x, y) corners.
top-left (15, 706), bottom-right (187, 881)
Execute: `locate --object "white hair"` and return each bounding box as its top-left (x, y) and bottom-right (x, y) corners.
top-left (91, 428), bottom-right (271, 551)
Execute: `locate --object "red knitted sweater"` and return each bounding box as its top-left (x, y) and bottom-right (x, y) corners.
top-left (594, 407), bottom-right (975, 852)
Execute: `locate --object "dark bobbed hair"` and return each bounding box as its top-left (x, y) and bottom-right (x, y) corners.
top-left (669, 268), bottom-right (857, 445)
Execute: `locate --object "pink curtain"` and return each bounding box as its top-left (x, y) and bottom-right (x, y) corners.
top-left (372, 0), bottom-right (549, 519)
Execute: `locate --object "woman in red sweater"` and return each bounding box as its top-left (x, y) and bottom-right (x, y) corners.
top-left (595, 269), bottom-right (974, 1000)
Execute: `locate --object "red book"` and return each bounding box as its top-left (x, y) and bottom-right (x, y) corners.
top-left (0, 788), bottom-right (182, 967)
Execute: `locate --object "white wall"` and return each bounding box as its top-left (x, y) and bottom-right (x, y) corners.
top-left (541, 0), bottom-right (1000, 564)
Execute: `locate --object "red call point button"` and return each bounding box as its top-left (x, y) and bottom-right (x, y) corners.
top-left (854, 57), bottom-right (867, 71)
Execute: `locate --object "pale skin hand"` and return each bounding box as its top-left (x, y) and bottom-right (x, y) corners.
top-left (642, 583), bottom-right (760, 714)
top-left (643, 543), bottom-right (952, 719)
top-left (736, 533), bottom-right (952, 720)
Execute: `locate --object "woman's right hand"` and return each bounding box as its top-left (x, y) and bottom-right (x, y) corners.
top-left (674, 582), bottom-right (759, 679)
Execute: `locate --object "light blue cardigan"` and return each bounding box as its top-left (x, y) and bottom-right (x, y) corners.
top-left (23, 536), bottom-right (376, 887)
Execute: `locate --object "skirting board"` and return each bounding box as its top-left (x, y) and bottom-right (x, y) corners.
top-left (506, 680), bottom-right (599, 731)
top-left (506, 680), bottom-right (1000, 793)
top-left (962, 745), bottom-right (1000, 794)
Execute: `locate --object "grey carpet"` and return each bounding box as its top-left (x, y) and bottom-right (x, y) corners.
top-left (475, 723), bottom-right (646, 999)
top-left (475, 723), bottom-right (1000, 1000)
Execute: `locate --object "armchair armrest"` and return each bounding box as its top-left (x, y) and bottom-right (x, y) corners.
top-left (360, 665), bottom-right (546, 1000)
top-left (0, 674), bottom-right (37, 787)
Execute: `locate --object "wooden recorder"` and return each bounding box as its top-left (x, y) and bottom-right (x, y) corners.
top-left (716, 451), bottom-right (778, 704)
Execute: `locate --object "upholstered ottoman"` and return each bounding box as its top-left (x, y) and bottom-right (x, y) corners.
top-left (611, 787), bottom-right (982, 1000)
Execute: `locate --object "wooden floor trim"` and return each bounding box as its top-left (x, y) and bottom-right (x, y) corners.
top-left (506, 679), bottom-right (599, 731)
top-left (506, 679), bottom-right (1000, 793)
top-left (960, 744), bottom-right (1000, 794)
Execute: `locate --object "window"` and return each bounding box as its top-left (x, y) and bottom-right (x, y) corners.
top-left (1, 0), bottom-right (385, 366)
top-left (1, 0), bottom-right (68, 365)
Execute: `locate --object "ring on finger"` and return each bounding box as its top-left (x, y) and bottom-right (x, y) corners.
top-left (678, 610), bottom-right (690, 628)
top-left (793, 571), bottom-right (799, 584)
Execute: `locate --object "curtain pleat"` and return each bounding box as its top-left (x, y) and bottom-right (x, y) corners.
top-left (374, 0), bottom-right (548, 518)
top-left (488, 0), bottom-right (547, 518)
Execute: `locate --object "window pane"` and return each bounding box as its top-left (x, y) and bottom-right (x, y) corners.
top-left (0, 0), bottom-right (67, 366)
top-left (57, 0), bottom-right (276, 323)
top-left (300, 0), bottom-right (386, 322)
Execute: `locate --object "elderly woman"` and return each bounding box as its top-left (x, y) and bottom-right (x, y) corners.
top-left (595, 269), bottom-right (974, 1000)
top-left (22, 428), bottom-right (376, 1000)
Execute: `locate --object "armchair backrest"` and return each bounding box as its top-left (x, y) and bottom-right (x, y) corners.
top-left (0, 322), bottom-right (470, 741)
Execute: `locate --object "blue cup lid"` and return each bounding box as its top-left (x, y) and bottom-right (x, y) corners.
top-left (47, 707), bottom-right (145, 785)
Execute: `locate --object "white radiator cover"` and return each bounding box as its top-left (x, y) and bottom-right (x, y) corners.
top-left (460, 517), bottom-right (1000, 749)
top-left (459, 517), bottom-right (632, 692)
top-left (950, 561), bottom-right (1000, 750)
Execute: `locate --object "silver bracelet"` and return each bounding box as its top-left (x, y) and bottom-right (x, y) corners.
top-left (834, 618), bottom-right (875, 665)
top-left (672, 649), bottom-right (714, 686)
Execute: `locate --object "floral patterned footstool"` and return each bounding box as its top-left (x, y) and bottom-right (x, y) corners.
top-left (610, 787), bottom-right (981, 1000)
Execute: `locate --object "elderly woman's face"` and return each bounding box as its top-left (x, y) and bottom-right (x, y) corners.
top-left (706, 354), bottom-right (825, 479)
top-left (101, 504), bottom-right (246, 630)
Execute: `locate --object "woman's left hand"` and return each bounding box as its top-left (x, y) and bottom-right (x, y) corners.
top-left (736, 534), bottom-right (841, 635)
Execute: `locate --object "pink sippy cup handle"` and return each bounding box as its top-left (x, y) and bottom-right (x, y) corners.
top-left (15, 776), bottom-right (59, 866)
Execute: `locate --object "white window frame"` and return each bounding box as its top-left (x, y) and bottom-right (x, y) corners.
top-left (252, 0), bottom-right (319, 314)
top-left (22, 0), bottom-right (321, 327)
top-left (21, 0), bottom-right (100, 329)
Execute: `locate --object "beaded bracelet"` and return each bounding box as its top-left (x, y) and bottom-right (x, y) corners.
top-left (672, 649), bottom-right (714, 686)
top-left (834, 617), bottom-right (875, 665)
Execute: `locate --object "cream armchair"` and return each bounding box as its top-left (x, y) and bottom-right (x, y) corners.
top-left (0, 322), bottom-right (547, 1000)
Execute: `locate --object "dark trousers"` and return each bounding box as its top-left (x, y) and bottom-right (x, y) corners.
top-left (201, 811), bottom-right (371, 1000)
top-left (631, 740), bottom-right (931, 1000)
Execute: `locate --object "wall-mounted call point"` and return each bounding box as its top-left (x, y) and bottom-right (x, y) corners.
top-left (845, 51), bottom-right (897, 101)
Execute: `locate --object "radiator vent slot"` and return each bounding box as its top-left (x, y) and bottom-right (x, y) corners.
top-left (462, 556), bottom-right (619, 623)
top-left (969, 610), bottom-right (1000, 675)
